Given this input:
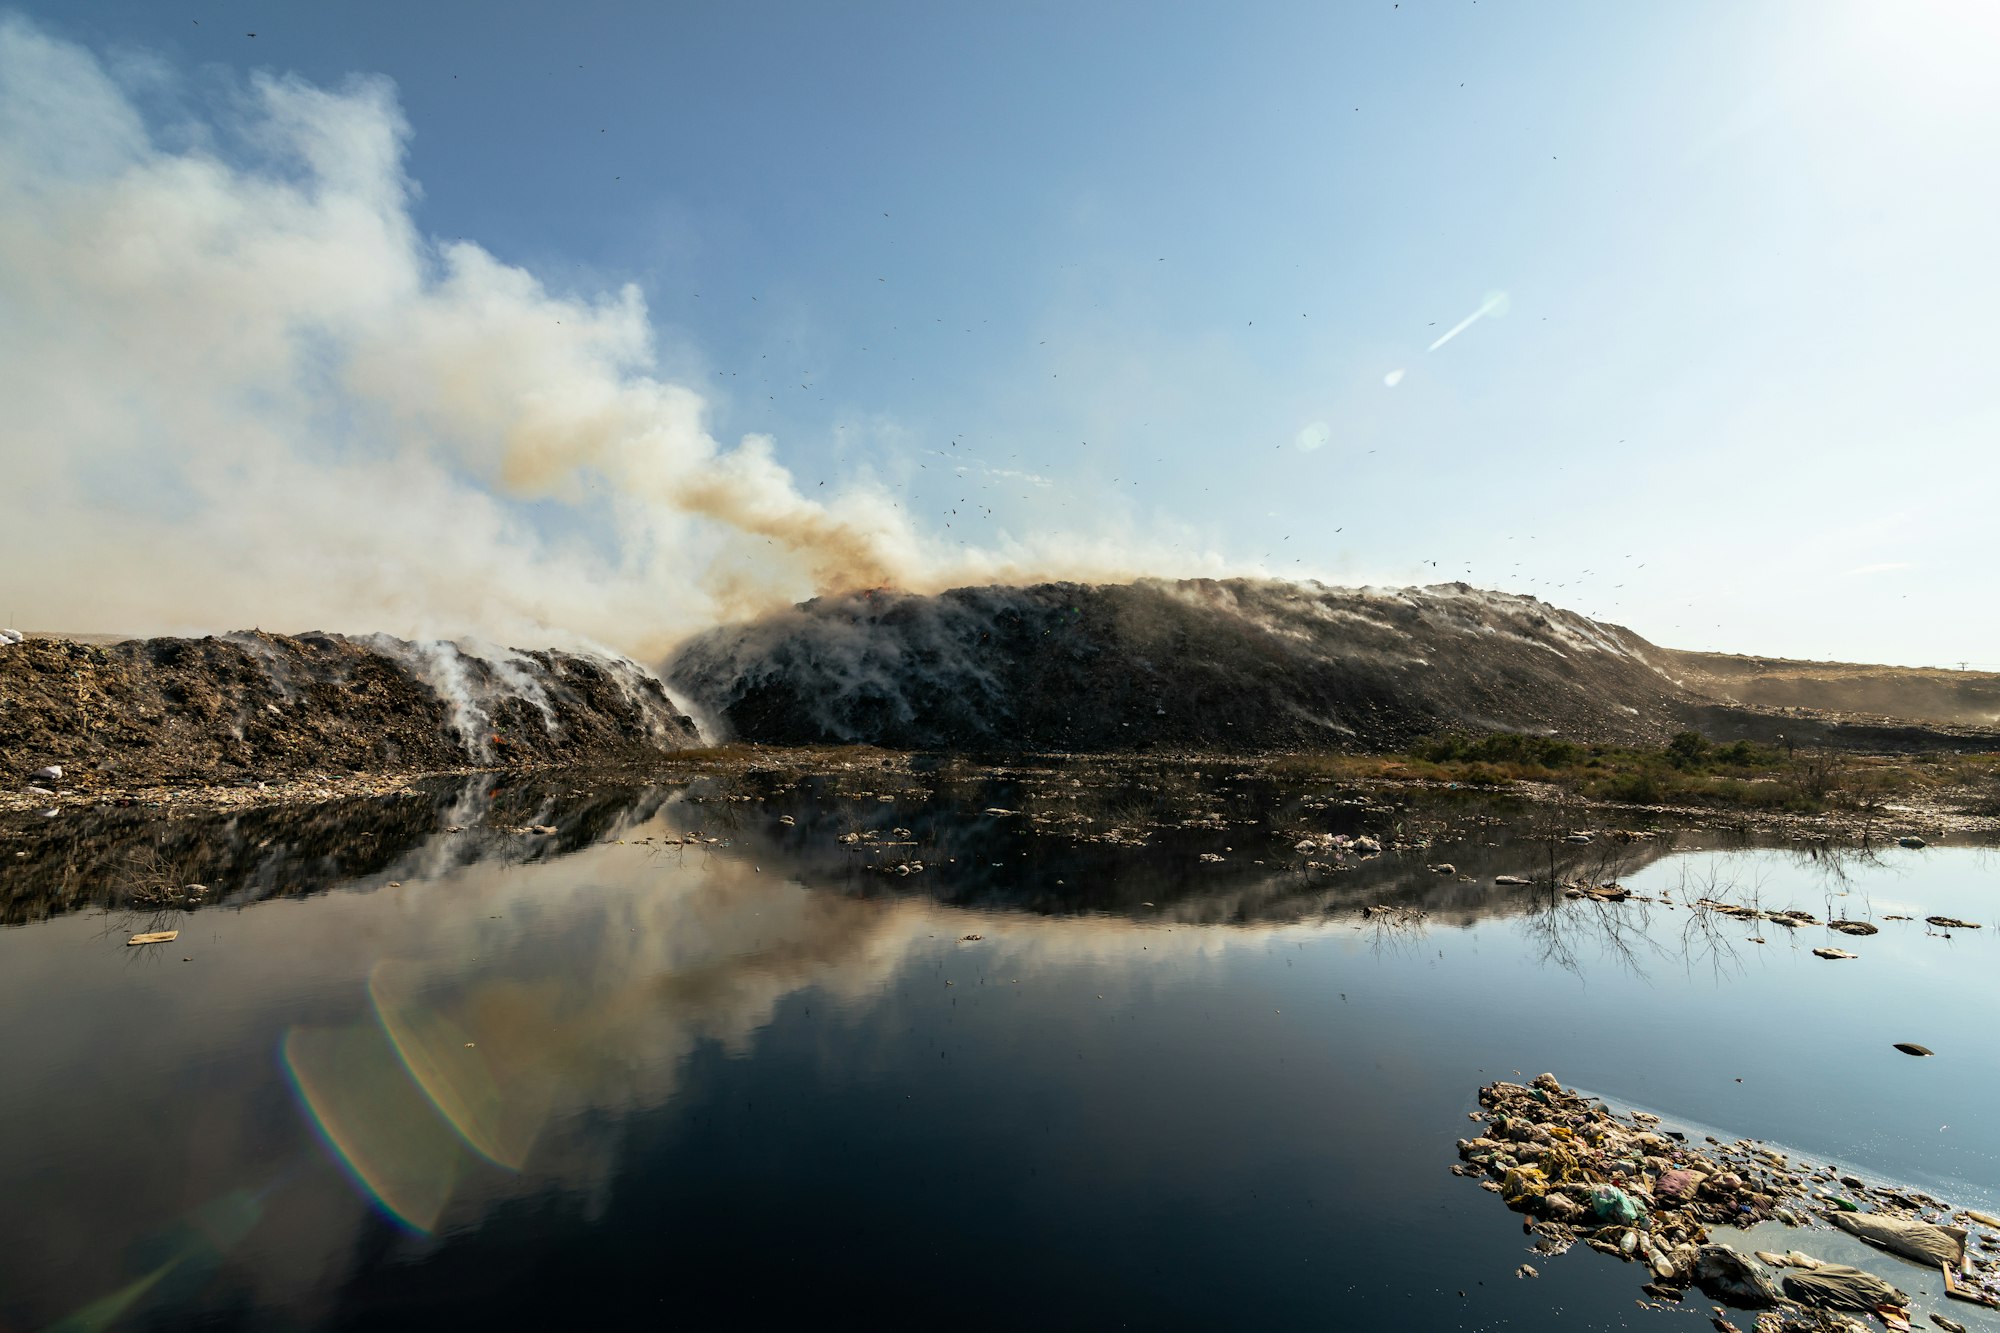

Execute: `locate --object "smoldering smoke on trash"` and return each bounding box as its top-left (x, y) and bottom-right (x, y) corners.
top-left (0, 18), bottom-right (1186, 661)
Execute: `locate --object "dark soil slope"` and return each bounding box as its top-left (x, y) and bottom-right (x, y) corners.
top-left (665, 578), bottom-right (1700, 752)
top-left (2, 631), bottom-right (701, 788)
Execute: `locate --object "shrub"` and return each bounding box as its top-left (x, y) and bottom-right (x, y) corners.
top-left (1597, 769), bottom-right (1664, 804)
top-left (1413, 732), bottom-right (1581, 770)
top-left (1666, 731), bottom-right (1711, 768)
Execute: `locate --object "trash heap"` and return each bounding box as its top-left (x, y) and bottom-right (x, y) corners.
top-left (1455, 1074), bottom-right (2000, 1331)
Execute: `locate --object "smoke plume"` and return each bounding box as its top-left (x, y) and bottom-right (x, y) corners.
top-left (0, 19), bottom-right (1171, 656)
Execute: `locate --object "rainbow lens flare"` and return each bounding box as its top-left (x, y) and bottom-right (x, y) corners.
top-left (281, 1023), bottom-right (468, 1234)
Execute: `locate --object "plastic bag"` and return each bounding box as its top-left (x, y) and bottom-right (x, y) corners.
top-left (1591, 1184), bottom-right (1644, 1224)
top-left (1782, 1263), bottom-right (1909, 1313)
top-left (1829, 1211), bottom-right (1967, 1268)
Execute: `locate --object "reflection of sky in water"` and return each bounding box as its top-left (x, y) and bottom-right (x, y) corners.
top-left (1, 783), bottom-right (1996, 1329)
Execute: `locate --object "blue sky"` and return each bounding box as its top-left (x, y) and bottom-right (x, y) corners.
top-left (11, 1), bottom-right (2000, 665)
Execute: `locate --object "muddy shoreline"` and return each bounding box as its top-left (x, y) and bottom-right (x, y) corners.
top-left (6, 748), bottom-right (1993, 842)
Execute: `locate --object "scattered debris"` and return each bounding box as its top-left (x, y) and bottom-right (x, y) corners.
top-left (1811, 948), bottom-right (1859, 960)
top-left (1780, 1262), bottom-right (1907, 1314)
top-left (1828, 1211), bottom-right (1964, 1268)
top-left (1696, 1245), bottom-right (1783, 1306)
top-left (1457, 1073), bottom-right (1803, 1302)
top-left (1940, 1261), bottom-right (2000, 1309)
top-left (1925, 917), bottom-right (1979, 930)
top-left (1452, 1072), bottom-right (1999, 1323)
top-left (127, 930), bottom-right (179, 946)
top-left (1826, 921), bottom-right (1878, 936)
top-left (1360, 904), bottom-right (1425, 925)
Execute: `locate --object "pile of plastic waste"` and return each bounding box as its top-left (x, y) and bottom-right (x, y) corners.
top-left (1455, 1074), bottom-right (2000, 1331)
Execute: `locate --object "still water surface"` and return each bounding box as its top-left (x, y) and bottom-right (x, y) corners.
top-left (1, 766), bottom-right (1994, 1330)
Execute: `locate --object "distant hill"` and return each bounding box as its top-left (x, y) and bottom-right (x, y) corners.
top-left (1662, 650), bottom-right (2000, 731)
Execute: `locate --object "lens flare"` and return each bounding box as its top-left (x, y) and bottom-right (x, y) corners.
top-left (47, 1188), bottom-right (266, 1332)
top-left (1426, 291), bottom-right (1511, 352)
top-left (46, 1260), bottom-right (178, 1333)
top-left (281, 1023), bottom-right (468, 1234)
top-left (370, 960), bottom-right (554, 1171)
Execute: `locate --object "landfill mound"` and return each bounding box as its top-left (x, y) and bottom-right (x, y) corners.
top-left (1, 630), bottom-right (702, 788)
top-left (665, 577), bottom-right (1701, 752)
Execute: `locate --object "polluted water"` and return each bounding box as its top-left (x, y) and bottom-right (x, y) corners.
top-left (1, 762), bottom-right (1996, 1330)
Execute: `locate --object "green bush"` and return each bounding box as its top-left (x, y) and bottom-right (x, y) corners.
top-left (1596, 769), bottom-right (1664, 804)
top-left (1413, 732), bottom-right (1581, 769)
top-left (1666, 731), bottom-right (1711, 768)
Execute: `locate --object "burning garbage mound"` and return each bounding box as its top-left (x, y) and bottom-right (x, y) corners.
top-left (2, 630), bottom-right (701, 789)
top-left (665, 577), bottom-right (1698, 752)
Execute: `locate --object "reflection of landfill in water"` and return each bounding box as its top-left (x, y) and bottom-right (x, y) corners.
top-left (1, 762), bottom-right (1996, 1329)
top-left (2, 761), bottom-right (1700, 929)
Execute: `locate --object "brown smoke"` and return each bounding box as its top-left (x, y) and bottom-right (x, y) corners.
top-left (0, 19), bottom-right (1210, 659)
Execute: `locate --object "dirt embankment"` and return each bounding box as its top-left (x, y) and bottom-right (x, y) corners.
top-left (1666, 650), bottom-right (2000, 731)
top-left (666, 578), bottom-right (1704, 753)
top-left (1, 630), bottom-right (702, 792)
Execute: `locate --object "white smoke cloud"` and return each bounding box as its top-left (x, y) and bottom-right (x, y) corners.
top-left (0, 19), bottom-right (1202, 656)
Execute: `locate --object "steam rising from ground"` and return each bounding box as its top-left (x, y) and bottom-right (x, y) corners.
top-left (0, 20), bottom-right (1172, 656)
